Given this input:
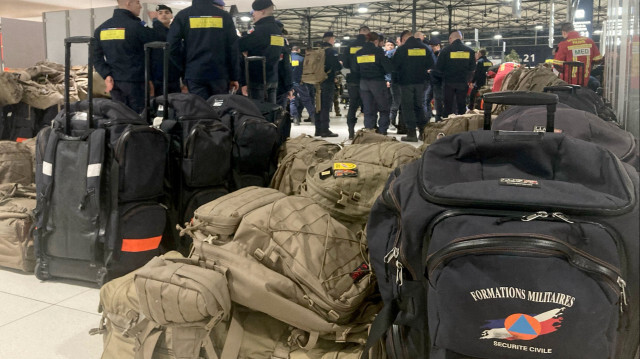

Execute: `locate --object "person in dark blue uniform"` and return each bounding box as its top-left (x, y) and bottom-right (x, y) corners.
top-left (436, 30), bottom-right (475, 118)
top-left (290, 46), bottom-right (316, 125)
top-left (149, 5), bottom-right (181, 96)
top-left (239, 0), bottom-right (283, 104)
top-left (275, 22), bottom-right (293, 109)
top-left (93, 0), bottom-right (159, 113)
top-left (392, 30), bottom-right (436, 142)
top-left (469, 48), bottom-right (492, 110)
top-left (424, 37), bottom-right (443, 121)
top-left (167, 0), bottom-right (240, 100)
top-left (353, 32), bottom-right (393, 135)
top-left (343, 25), bottom-right (369, 139)
top-left (316, 31), bottom-right (342, 138)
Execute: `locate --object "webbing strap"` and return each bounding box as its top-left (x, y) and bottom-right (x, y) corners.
top-left (134, 322), bottom-right (163, 359)
top-left (220, 312), bottom-right (245, 359)
top-left (360, 300), bottom-right (399, 359)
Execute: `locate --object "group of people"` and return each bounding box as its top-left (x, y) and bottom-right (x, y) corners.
top-left (93, 0), bottom-right (603, 141)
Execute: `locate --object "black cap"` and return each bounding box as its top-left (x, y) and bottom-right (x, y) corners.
top-left (156, 4), bottom-right (172, 13)
top-left (252, 0), bottom-right (274, 11)
top-left (323, 31), bottom-right (335, 38)
top-left (427, 37), bottom-right (441, 45)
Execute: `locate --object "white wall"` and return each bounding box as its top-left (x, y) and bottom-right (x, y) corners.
top-left (0, 17), bottom-right (46, 69)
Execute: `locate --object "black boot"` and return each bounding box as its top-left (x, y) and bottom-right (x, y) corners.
top-left (401, 129), bottom-right (418, 142)
top-left (348, 127), bottom-right (355, 140)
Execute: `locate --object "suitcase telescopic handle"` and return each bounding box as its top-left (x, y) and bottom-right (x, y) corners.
top-left (245, 56), bottom-right (267, 101)
top-left (65, 36), bottom-right (95, 134)
top-left (144, 41), bottom-right (170, 123)
top-left (543, 85), bottom-right (580, 94)
top-left (483, 91), bottom-right (559, 132)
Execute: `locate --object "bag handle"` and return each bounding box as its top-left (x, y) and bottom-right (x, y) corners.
top-left (543, 85), bottom-right (580, 94)
top-left (483, 91), bottom-right (558, 132)
top-left (64, 36), bottom-right (95, 134)
top-left (144, 41), bottom-right (170, 124)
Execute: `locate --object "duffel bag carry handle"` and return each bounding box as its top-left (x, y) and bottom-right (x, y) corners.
top-left (483, 91), bottom-right (558, 132)
top-left (144, 41), bottom-right (170, 124)
top-left (543, 85), bottom-right (580, 94)
top-left (64, 36), bottom-right (95, 134)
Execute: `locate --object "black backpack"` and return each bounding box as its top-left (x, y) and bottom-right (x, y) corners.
top-left (544, 85), bottom-right (618, 123)
top-left (207, 94), bottom-right (279, 189)
top-left (34, 37), bottom-right (169, 285)
top-left (365, 92), bottom-right (639, 359)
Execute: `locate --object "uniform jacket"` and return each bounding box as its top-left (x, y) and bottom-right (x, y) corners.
top-left (277, 46), bottom-right (293, 96)
top-left (321, 42), bottom-right (343, 84)
top-left (343, 34), bottom-right (367, 84)
top-left (151, 20), bottom-right (181, 86)
top-left (435, 39), bottom-right (476, 84)
top-left (239, 16), bottom-right (283, 85)
top-left (553, 31), bottom-right (602, 85)
top-left (167, 0), bottom-right (240, 82)
top-left (353, 42), bottom-right (392, 81)
top-left (472, 55), bottom-right (493, 87)
top-left (290, 52), bottom-right (304, 84)
top-left (93, 9), bottom-right (159, 82)
top-left (392, 36), bottom-right (436, 85)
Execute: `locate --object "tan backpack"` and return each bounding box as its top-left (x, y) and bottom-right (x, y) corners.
top-left (332, 142), bottom-right (421, 169)
top-left (301, 48), bottom-right (328, 86)
top-left (270, 135), bottom-right (341, 195)
top-left (0, 183), bottom-right (36, 272)
top-left (351, 129), bottom-right (397, 144)
top-left (0, 141), bottom-right (34, 185)
top-left (94, 252), bottom-right (230, 359)
top-left (422, 111), bottom-right (485, 146)
top-left (184, 195), bottom-right (376, 358)
top-left (300, 160), bottom-right (392, 231)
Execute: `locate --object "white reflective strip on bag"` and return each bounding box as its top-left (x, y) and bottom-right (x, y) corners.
top-left (87, 164), bottom-right (102, 178)
top-left (43, 162), bottom-right (53, 176)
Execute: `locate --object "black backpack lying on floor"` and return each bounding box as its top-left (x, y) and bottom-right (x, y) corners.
top-left (365, 92), bottom-right (639, 359)
top-left (544, 85), bottom-right (617, 123)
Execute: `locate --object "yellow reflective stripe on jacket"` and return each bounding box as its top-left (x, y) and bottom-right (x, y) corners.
top-left (357, 55), bottom-right (376, 63)
top-left (350, 47), bottom-right (362, 54)
top-left (450, 51), bottom-right (470, 59)
top-left (270, 35), bottom-right (285, 47)
top-left (408, 48), bottom-right (426, 56)
top-left (100, 28), bottom-right (125, 41)
top-left (189, 16), bottom-right (223, 28)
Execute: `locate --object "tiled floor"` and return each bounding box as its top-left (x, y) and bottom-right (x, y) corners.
top-left (0, 112), bottom-right (419, 359)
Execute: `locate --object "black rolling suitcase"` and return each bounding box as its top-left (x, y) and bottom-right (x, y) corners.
top-left (34, 37), bottom-right (168, 285)
top-left (544, 84), bottom-right (618, 122)
top-left (365, 92), bottom-right (639, 359)
top-left (145, 42), bottom-right (231, 253)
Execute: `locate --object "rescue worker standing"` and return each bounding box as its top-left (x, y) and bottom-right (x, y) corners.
top-left (354, 33), bottom-right (393, 135)
top-left (239, 0), bottom-right (283, 104)
top-left (167, 0), bottom-right (240, 99)
top-left (469, 49), bottom-right (492, 110)
top-left (392, 30), bottom-right (436, 142)
top-left (149, 5), bottom-right (181, 95)
top-left (93, 0), bottom-right (159, 113)
top-left (553, 22), bottom-right (603, 86)
top-left (343, 26), bottom-right (369, 139)
top-left (290, 46), bottom-right (316, 125)
top-left (316, 32), bottom-right (342, 138)
top-left (424, 37), bottom-right (443, 121)
top-left (436, 30), bottom-right (475, 118)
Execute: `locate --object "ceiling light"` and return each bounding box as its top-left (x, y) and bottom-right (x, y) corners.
top-left (240, 16), bottom-right (251, 22)
top-left (494, 34), bottom-right (503, 39)
top-left (334, 42), bottom-right (342, 47)
top-left (464, 41), bottom-right (472, 45)
top-left (431, 31), bottom-right (440, 35)
top-left (594, 29), bottom-right (603, 34)
top-left (358, 6), bottom-right (368, 13)
top-left (535, 25), bottom-right (543, 30)
top-left (575, 9), bottom-right (585, 19)
top-left (343, 36), bottom-right (351, 40)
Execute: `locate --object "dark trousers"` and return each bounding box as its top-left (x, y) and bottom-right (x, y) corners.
top-left (443, 82), bottom-right (468, 118)
top-left (360, 79), bottom-right (390, 134)
top-left (290, 83), bottom-right (316, 120)
top-left (346, 82), bottom-right (362, 130)
top-left (400, 83), bottom-right (426, 132)
top-left (425, 82), bottom-right (445, 121)
top-left (249, 82), bottom-right (278, 104)
top-left (316, 81), bottom-right (335, 134)
top-left (111, 81), bottom-right (145, 114)
top-left (469, 85), bottom-right (481, 110)
top-left (152, 80), bottom-right (181, 97)
top-left (186, 79), bottom-right (228, 100)
top-left (390, 83), bottom-right (402, 123)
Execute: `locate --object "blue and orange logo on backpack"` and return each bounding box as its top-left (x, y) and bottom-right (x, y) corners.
top-left (480, 307), bottom-right (564, 341)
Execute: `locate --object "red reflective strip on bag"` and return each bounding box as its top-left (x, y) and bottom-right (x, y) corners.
top-left (121, 236), bottom-right (162, 252)
top-left (16, 138), bottom-right (27, 143)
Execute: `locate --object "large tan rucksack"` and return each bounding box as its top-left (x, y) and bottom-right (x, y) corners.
top-left (0, 141), bottom-right (34, 185)
top-left (94, 252), bottom-right (230, 359)
top-left (421, 111), bottom-right (485, 146)
top-left (351, 129), bottom-right (396, 144)
top-left (0, 183), bottom-right (36, 272)
top-left (0, 72), bottom-right (24, 107)
top-left (270, 135), bottom-right (341, 195)
top-left (184, 195), bottom-right (376, 358)
top-left (332, 142), bottom-right (421, 169)
top-left (301, 48), bottom-right (327, 86)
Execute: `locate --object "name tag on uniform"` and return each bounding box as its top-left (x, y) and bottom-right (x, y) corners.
top-left (408, 48), bottom-right (426, 56)
top-left (100, 28), bottom-right (125, 41)
top-left (450, 51), bottom-right (470, 59)
top-left (189, 16), bottom-right (223, 29)
top-left (271, 35), bottom-right (284, 46)
top-left (357, 55), bottom-right (375, 63)
top-left (350, 46), bottom-right (362, 54)
top-left (570, 47), bottom-right (591, 56)
top-left (292, 60), bottom-right (300, 66)
top-left (484, 62), bottom-right (492, 67)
